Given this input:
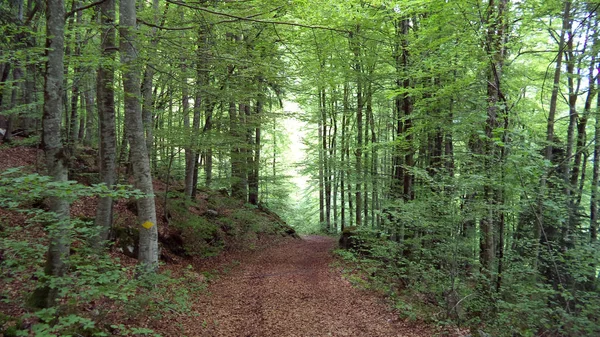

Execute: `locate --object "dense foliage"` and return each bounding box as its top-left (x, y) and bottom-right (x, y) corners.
top-left (1, 0), bottom-right (600, 336)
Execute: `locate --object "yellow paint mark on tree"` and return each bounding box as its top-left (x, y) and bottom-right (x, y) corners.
top-left (142, 221), bottom-right (154, 229)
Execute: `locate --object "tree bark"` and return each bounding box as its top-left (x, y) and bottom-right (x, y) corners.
top-left (183, 60), bottom-right (194, 198)
top-left (539, 0), bottom-right (571, 245)
top-left (341, 84), bottom-right (348, 231)
top-left (592, 64), bottom-right (600, 243)
top-left (93, 0), bottom-right (117, 247)
top-left (68, 6), bottom-right (82, 146)
top-left (248, 86), bottom-right (262, 206)
top-left (351, 27), bottom-right (363, 227)
top-left (318, 90), bottom-right (325, 227)
top-left (34, 0), bottom-right (70, 308)
top-left (120, 0), bottom-right (158, 271)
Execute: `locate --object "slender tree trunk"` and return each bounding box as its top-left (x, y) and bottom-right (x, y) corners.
top-left (93, 0), bottom-right (117, 247)
top-left (140, 0), bottom-right (166, 171)
top-left (68, 7), bottom-right (82, 146)
top-left (341, 84), bottom-right (348, 231)
top-left (78, 94), bottom-right (85, 141)
top-left (480, 0), bottom-right (508, 277)
top-left (591, 66), bottom-right (600, 243)
top-left (539, 0), bottom-right (571, 245)
top-left (34, 0), bottom-right (70, 308)
top-left (322, 89), bottom-right (331, 231)
top-left (83, 89), bottom-right (94, 146)
top-left (563, 18), bottom-right (581, 234)
top-left (120, 0), bottom-right (158, 271)
top-left (367, 85), bottom-right (378, 228)
top-left (351, 27), bottom-right (363, 227)
top-left (400, 18), bottom-right (414, 202)
top-left (191, 81), bottom-right (202, 198)
top-left (248, 86), bottom-right (262, 206)
top-left (331, 94), bottom-right (338, 231)
top-left (5, 66), bottom-right (22, 143)
top-left (318, 89), bottom-right (325, 227)
top-left (203, 101), bottom-right (216, 187)
top-left (573, 57), bottom-right (597, 207)
top-left (3, 0), bottom-right (25, 142)
top-left (183, 62), bottom-right (195, 198)
top-left (0, 62), bottom-right (11, 110)
top-left (62, 0), bottom-right (75, 140)
top-left (230, 101), bottom-right (247, 200)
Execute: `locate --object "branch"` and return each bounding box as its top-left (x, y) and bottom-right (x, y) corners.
top-left (165, 0), bottom-right (350, 34)
top-left (136, 18), bottom-right (194, 31)
top-left (24, 2), bottom-right (41, 26)
top-left (65, 0), bottom-right (107, 18)
top-left (214, 5), bottom-right (283, 25)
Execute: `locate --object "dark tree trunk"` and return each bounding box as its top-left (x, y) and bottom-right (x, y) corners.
top-left (93, 0), bottom-right (117, 247)
top-left (318, 89), bottom-right (325, 227)
top-left (248, 86), bottom-right (263, 206)
top-left (68, 7), bottom-right (82, 146)
top-left (591, 60), bottom-right (600, 243)
top-left (351, 27), bottom-right (363, 227)
top-left (33, 0), bottom-right (70, 308)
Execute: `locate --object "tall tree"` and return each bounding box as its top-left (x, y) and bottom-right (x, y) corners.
top-left (34, 0), bottom-right (70, 308)
top-left (120, 0), bottom-right (158, 271)
top-left (93, 0), bottom-right (117, 246)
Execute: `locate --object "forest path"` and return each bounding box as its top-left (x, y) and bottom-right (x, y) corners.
top-left (188, 235), bottom-right (430, 337)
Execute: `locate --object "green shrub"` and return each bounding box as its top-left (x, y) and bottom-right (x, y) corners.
top-left (173, 216), bottom-right (224, 257)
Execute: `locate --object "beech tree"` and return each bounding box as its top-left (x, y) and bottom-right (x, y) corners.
top-left (120, 0), bottom-right (158, 270)
top-left (36, 0), bottom-right (70, 308)
top-left (2, 0), bottom-right (600, 334)
top-left (94, 0), bottom-right (117, 246)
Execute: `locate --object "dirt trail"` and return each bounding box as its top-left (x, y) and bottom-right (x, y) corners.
top-left (187, 235), bottom-right (430, 337)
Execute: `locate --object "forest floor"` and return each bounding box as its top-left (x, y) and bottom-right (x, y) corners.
top-left (179, 235), bottom-right (436, 337)
top-left (0, 142), bottom-right (453, 336)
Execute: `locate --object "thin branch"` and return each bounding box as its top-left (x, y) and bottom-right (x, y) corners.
top-left (214, 5), bottom-right (285, 25)
top-left (165, 0), bottom-right (350, 34)
top-left (136, 18), bottom-right (194, 31)
top-left (65, 0), bottom-right (107, 18)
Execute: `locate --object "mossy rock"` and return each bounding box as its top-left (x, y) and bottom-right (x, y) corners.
top-left (279, 223), bottom-right (299, 238)
top-left (339, 226), bottom-right (359, 250)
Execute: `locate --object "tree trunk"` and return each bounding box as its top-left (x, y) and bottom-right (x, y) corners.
top-left (400, 18), bottom-right (414, 202)
top-left (93, 0), bottom-right (117, 247)
top-left (120, 0), bottom-right (158, 271)
top-left (591, 65), bottom-right (600, 243)
top-left (322, 89), bottom-right (331, 231)
top-left (248, 86), bottom-right (262, 206)
top-left (318, 89), bottom-right (325, 227)
top-left (331, 93), bottom-right (339, 231)
top-left (480, 0), bottom-right (508, 277)
top-left (204, 101), bottom-right (214, 187)
top-left (230, 100), bottom-right (247, 200)
top-left (33, 0), bottom-right (70, 308)
top-left (367, 85), bottom-right (378, 228)
top-left (341, 84), bottom-right (348, 231)
top-left (539, 0), bottom-right (571, 243)
top-left (183, 59), bottom-right (195, 198)
top-left (351, 27), bottom-right (363, 227)
top-left (83, 88), bottom-right (94, 146)
top-left (5, 66), bottom-right (22, 143)
top-left (140, 0), bottom-right (165, 171)
top-left (68, 7), bottom-right (82, 147)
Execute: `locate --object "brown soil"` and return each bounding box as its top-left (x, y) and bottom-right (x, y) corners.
top-left (181, 235), bottom-right (433, 337)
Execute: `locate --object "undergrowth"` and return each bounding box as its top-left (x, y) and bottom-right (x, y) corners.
top-left (333, 227), bottom-right (600, 337)
top-left (0, 168), bottom-right (205, 336)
